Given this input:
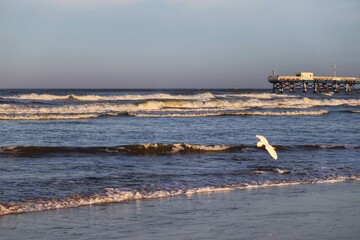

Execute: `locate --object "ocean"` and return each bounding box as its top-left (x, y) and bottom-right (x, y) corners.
top-left (0, 88), bottom-right (359, 238)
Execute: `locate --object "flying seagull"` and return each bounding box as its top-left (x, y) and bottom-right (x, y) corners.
top-left (256, 135), bottom-right (278, 160)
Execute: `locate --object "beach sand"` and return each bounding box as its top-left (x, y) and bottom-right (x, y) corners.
top-left (1, 181), bottom-right (359, 240)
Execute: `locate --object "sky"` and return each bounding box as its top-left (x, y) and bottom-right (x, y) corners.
top-left (0, 0), bottom-right (359, 88)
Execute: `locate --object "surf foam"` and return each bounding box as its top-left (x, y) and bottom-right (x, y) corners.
top-left (2, 94), bottom-right (360, 120)
top-left (130, 110), bottom-right (329, 117)
top-left (6, 92), bottom-right (215, 101)
top-left (1, 175), bottom-right (358, 216)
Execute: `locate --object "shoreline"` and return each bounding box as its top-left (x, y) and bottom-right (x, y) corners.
top-left (1, 181), bottom-right (359, 240)
top-left (1, 176), bottom-right (358, 216)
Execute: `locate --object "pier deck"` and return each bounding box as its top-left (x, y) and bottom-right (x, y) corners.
top-left (268, 72), bottom-right (360, 93)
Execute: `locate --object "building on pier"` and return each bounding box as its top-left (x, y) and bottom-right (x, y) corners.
top-left (268, 72), bottom-right (360, 93)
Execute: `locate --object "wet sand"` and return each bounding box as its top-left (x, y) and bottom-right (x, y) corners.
top-left (1, 181), bottom-right (359, 240)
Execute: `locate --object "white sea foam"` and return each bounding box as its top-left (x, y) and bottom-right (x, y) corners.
top-left (137, 143), bottom-right (230, 152)
top-left (0, 114), bottom-right (99, 120)
top-left (0, 103), bottom-right (134, 115)
top-left (322, 92), bottom-right (334, 97)
top-left (233, 110), bottom-right (328, 116)
top-left (263, 98), bottom-right (360, 109)
top-left (130, 110), bottom-right (328, 117)
top-left (179, 143), bottom-right (230, 151)
top-left (1, 175), bottom-right (358, 216)
top-left (7, 92), bottom-right (215, 101)
top-left (135, 100), bottom-right (248, 110)
top-left (274, 168), bottom-right (291, 174)
top-left (216, 93), bottom-right (299, 99)
top-left (1, 95), bottom-right (359, 120)
top-left (5, 92), bottom-right (360, 110)
top-left (129, 112), bottom-right (224, 117)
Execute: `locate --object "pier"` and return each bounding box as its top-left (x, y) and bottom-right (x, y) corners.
top-left (268, 72), bottom-right (360, 93)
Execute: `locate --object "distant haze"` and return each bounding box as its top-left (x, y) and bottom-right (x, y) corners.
top-left (1, 0), bottom-right (359, 88)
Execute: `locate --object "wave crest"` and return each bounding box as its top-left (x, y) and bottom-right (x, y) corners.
top-left (0, 143), bottom-right (234, 157)
top-left (6, 92), bottom-right (215, 101)
top-left (2, 91), bottom-right (360, 121)
top-left (1, 175), bottom-right (358, 216)
top-left (130, 110), bottom-right (328, 117)
top-left (1, 143), bottom-right (358, 157)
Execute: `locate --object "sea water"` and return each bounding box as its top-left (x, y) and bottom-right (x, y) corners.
top-left (0, 89), bottom-right (359, 215)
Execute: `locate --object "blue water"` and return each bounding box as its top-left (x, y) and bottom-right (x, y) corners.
top-left (0, 89), bottom-right (359, 215)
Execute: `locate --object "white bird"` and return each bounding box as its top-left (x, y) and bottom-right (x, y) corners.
top-left (256, 135), bottom-right (278, 160)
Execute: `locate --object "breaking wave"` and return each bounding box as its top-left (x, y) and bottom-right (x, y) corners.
top-left (0, 110), bottom-right (328, 120)
top-left (1, 92), bottom-right (360, 120)
top-left (0, 144), bottom-right (234, 157)
top-left (1, 143), bottom-right (359, 157)
top-left (216, 93), bottom-right (299, 99)
top-left (6, 92), bottom-right (215, 101)
top-left (130, 110), bottom-right (328, 117)
top-left (1, 175), bottom-right (358, 216)
top-left (3, 92), bottom-right (300, 101)
top-left (0, 114), bottom-right (101, 121)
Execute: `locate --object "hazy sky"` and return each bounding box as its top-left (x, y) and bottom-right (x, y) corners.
top-left (1, 0), bottom-right (359, 88)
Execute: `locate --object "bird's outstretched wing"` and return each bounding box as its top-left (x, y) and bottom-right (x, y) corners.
top-left (265, 145), bottom-right (278, 160)
top-left (255, 135), bottom-right (269, 145)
